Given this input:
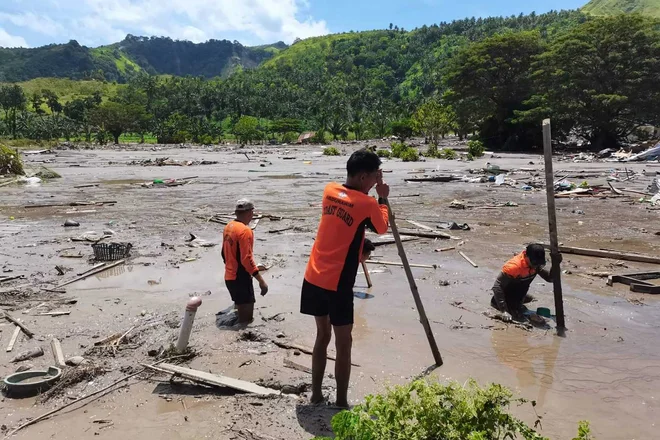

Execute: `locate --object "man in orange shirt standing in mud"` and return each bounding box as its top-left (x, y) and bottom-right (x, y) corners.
top-left (301, 148), bottom-right (390, 407)
top-left (222, 199), bottom-right (268, 324)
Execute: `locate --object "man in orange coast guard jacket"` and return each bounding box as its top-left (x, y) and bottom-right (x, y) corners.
top-left (301, 148), bottom-right (390, 408)
top-left (491, 243), bottom-right (561, 322)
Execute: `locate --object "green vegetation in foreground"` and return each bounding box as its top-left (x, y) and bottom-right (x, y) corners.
top-left (582, 0), bottom-right (660, 17)
top-left (314, 379), bottom-right (594, 440)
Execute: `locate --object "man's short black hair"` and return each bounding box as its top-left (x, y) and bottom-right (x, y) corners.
top-left (347, 148), bottom-right (381, 177)
top-left (363, 238), bottom-right (376, 254)
top-left (526, 243), bottom-right (546, 266)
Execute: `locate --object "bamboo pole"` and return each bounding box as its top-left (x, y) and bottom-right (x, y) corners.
top-left (385, 199), bottom-right (443, 366)
top-left (542, 119), bottom-right (566, 333)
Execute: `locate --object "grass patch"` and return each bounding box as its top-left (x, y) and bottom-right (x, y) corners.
top-left (376, 149), bottom-right (391, 158)
top-left (323, 146), bottom-right (341, 156)
top-left (400, 148), bottom-right (420, 162)
top-left (8, 78), bottom-right (123, 105)
top-left (468, 139), bottom-right (485, 158)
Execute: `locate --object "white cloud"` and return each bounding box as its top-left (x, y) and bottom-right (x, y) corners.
top-left (0, 26), bottom-right (28, 47)
top-left (0, 0), bottom-right (330, 46)
top-left (0, 12), bottom-right (64, 37)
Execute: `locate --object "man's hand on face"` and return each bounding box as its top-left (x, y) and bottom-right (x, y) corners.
top-left (376, 171), bottom-right (390, 199)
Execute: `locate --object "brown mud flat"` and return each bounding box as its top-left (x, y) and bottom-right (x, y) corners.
top-left (1, 141), bottom-right (659, 439)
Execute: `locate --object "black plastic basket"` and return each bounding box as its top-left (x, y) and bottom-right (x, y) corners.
top-left (91, 242), bottom-right (132, 261)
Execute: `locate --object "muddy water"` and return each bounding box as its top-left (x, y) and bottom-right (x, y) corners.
top-left (1, 145), bottom-right (659, 439)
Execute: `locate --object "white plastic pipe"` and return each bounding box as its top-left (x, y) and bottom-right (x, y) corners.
top-left (176, 297), bottom-right (202, 353)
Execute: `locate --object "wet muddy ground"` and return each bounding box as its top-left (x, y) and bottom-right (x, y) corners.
top-left (1, 141), bottom-right (660, 439)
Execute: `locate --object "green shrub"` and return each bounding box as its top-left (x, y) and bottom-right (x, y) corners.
top-left (314, 379), bottom-right (591, 440)
top-left (468, 139), bottom-right (485, 158)
top-left (400, 148), bottom-right (420, 162)
top-left (376, 149), bottom-right (391, 158)
top-left (425, 144), bottom-right (439, 158)
top-left (390, 119), bottom-right (413, 140)
top-left (323, 146), bottom-right (340, 156)
top-left (390, 141), bottom-right (408, 158)
top-left (281, 131), bottom-right (298, 144)
top-left (438, 147), bottom-right (458, 160)
top-left (199, 135), bottom-right (215, 145)
top-left (311, 131), bottom-right (327, 144)
top-left (0, 145), bottom-right (24, 175)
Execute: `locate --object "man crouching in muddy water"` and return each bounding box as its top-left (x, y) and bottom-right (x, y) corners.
top-left (300, 149), bottom-right (390, 407)
top-left (491, 243), bottom-right (561, 322)
top-left (222, 199), bottom-right (268, 324)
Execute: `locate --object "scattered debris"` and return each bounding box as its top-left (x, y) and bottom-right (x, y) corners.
top-left (6, 326), bottom-right (21, 352)
top-left (3, 312), bottom-right (35, 338)
top-left (50, 338), bottom-right (66, 368)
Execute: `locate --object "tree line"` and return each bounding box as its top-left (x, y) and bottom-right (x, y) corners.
top-left (0, 14), bottom-right (658, 149)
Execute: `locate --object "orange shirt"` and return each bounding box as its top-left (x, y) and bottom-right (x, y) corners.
top-left (222, 220), bottom-right (259, 281)
top-left (502, 251), bottom-right (537, 280)
top-left (304, 183), bottom-right (389, 291)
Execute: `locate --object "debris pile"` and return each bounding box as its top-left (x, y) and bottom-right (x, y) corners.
top-left (128, 157), bottom-right (218, 166)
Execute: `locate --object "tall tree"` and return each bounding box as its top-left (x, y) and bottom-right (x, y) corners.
top-left (0, 85), bottom-right (27, 139)
top-left (445, 31), bottom-right (544, 149)
top-left (522, 15), bottom-right (660, 149)
top-left (91, 102), bottom-right (147, 144)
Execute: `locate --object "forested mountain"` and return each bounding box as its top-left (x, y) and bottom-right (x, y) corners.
top-left (1, 9), bottom-right (658, 151)
top-left (0, 37), bottom-right (287, 83)
top-left (582, 0), bottom-right (660, 17)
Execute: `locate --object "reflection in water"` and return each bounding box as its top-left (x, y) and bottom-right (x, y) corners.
top-left (491, 329), bottom-right (561, 407)
top-left (95, 264), bottom-right (131, 279)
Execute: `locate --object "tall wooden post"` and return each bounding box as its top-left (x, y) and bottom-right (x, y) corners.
top-left (542, 119), bottom-right (566, 333)
top-left (385, 199), bottom-right (443, 366)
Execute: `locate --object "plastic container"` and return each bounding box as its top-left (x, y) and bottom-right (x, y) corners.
top-left (4, 366), bottom-right (61, 397)
top-left (536, 307), bottom-right (552, 318)
top-left (92, 242), bottom-right (132, 261)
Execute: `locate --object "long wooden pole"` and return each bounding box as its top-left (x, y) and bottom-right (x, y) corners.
top-left (361, 262), bottom-right (373, 288)
top-left (542, 119), bottom-right (566, 332)
top-left (385, 199), bottom-right (443, 366)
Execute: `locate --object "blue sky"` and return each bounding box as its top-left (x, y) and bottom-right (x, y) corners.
top-left (0, 0), bottom-right (586, 48)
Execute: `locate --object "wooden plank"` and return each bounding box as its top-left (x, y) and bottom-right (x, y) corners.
top-left (369, 235), bottom-right (418, 247)
top-left (76, 263), bottom-right (106, 277)
top-left (283, 358), bottom-right (313, 374)
top-left (6, 325), bottom-right (20, 352)
top-left (630, 283), bottom-right (660, 294)
top-left (38, 311), bottom-right (71, 317)
top-left (395, 229), bottom-right (455, 240)
top-left (458, 251), bottom-right (478, 268)
top-left (50, 338), bottom-right (66, 367)
top-left (405, 220), bottom-right (434, 231)
top-left (0, 275), bottom-right (25, 283)
top-left (544, 245), bottom-right (660, 265)
top-left (404, 176), bottom-right (456, 183)
top-left (3, 312), bottom-right (35, 338)
top-left (55, 259), bottom-right (125, 289)
top-left (147, 363), bottom-right (280, 396)
top-left (366, 259), bottom-right (437, 269)
top-left (434, 246), bottom-right (456, 252)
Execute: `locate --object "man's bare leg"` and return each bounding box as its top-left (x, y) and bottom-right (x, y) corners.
top-left (311, 316), bottom-right (331, 404)
top-left (236, 303), bottom-right (254, 323)
top-left (333, 323), bottom-right (353, 408)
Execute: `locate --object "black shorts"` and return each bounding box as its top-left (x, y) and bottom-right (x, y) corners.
top-left (300, 279), bottom-right (353, 326)
top-left (226, 276), bottom-right (255, 305)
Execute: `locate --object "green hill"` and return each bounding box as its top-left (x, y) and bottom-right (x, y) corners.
top-left (582, 0), bottom-right (660, 17)
top-left (0, 36), bottom-right (286, 83)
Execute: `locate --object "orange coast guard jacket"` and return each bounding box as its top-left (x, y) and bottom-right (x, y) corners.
top-left (492, 251), bottom-right (552, 312)
top-left (222, 220), bottom-right (259, 281)
top-left (304, 183), bottom-right (389, 292)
